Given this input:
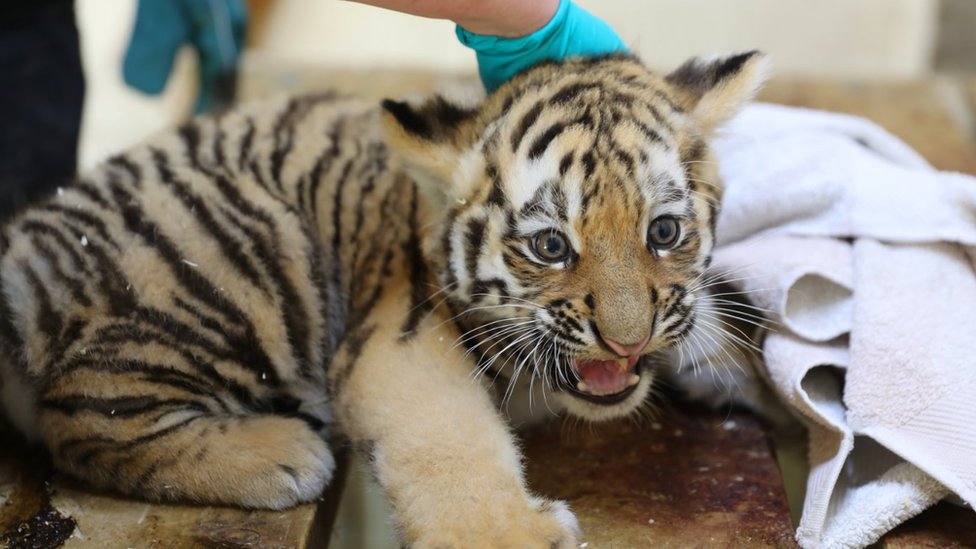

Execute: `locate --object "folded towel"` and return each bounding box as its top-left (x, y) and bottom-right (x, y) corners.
top-left (705, 103), bottom-right (976, 548)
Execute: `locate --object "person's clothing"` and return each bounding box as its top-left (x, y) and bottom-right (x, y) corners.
top-left (0, 0), bottom-right (84, 221)
top-left (123, 0), bottom-right (246, 114)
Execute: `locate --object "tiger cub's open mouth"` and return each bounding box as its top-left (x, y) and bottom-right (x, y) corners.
top-left (567, 355), bottom-right (643, 405)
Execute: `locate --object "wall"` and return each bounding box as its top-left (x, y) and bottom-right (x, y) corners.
top-left (258, 0), bottom-right (938, 76)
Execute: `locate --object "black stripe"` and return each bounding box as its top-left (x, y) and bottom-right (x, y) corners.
top-left (557, 314), bottom-right (583, 334)
top-left (716, 51), bottom-right (755, 82)
top-left (213, 120), bottom-right (229, 172)
top-left (238, 117), bottom-right (256, 172)
top-left (615, 149), bottom-right (636, 174)
top-left (107, 154), bottom-right (144, 188)
top-left (381, 96), bottom-right (470, 141)
top-left (463, 217), bottom-right (486, 286)
top-left (661, 299), bottom-right (689, 324)
top-left (400, 184), bottom-right (434, 341)
top-left (485, 164), bottom-right (506, 207)
top-left (107, 154), bottom-right (142, 178)
top-left (60, 223), bottom-right (136, 316)
top-left (665, 313), bottom-right (696, 344)
top-left (651, 89), bottom-right (682, 113)
top-left (296, 174), bottom-right (309, 213)
top-left (350, 246), bottom-right (395, 331)
top-left (643, 104), bottom-right (674, 136)
top-left (558, 152), bottom-right (575, 176)
top-left (42, 394), bottom-right (207, 418)
top-left (0, 275), bottom-right (25, 351)
top-left (329, 323), bottom-right (376, 396)
top-left (139, 371), bottom-right (218, 401)
top-left (550, 81), bottom-right (601, 104)
top-left (178, 121), bottom-right (205, 168)
top-left (19, 219), bottom-right (91, 276)
top-left (303, 152), bottom-right (330, 217)
top-left (69, 179), bottom-right (112, 210)
top-left (441, 208), bottom-right (459, 290)
top-left (551, 183), bottom-right (569, 222)
top-left (294, 413), bottom-right (326, 432)
top-left (349, 144), bottom-right (386, 271)
top-left (554, 328), bottom-right (586, 347)
top-left (48, 318), bottom-right (87, 371)
top-left (30, 235), bottom-right (92, 307)
top-left (527, 121), bottom-right (570, 160)
top-left (42, 204), bottom-right (120, 250)
top-left (326, 156), bottom-right (357, 307)
top-left (633, 119), bottom-right (664, 144)
top-left (270, 99), bottom-right (304, 193)
top-left (469, 278), bottom-right (509, 303)
top-left (23, 264), bottom-right (63, 338)
top-left (173, 296), bottom-right (231, 339)
top-left (581, 151), bottom-right (597, 179)
top-left (510, 101), bottom-right (544, 153)
top-left (306, 118), bottom-right (345, 219)
top-left (580, 180), bottom-right (601, 214)
top-left (66, 415), bottom-right (205, 467)
top-left (248, 158), bottom-right (273, 194)
top-left (65, 359), bottom-right (219, 403)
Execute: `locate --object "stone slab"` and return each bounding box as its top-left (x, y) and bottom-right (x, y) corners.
top-left (522, 402), bottom-right (798, 548)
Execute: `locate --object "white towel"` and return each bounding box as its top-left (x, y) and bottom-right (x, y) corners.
top-left (707, 103), bottom-right (976, 549)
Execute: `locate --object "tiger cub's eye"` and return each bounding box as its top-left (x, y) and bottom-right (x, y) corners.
top-left (647, 216), bottom-right (680, 249)
top-left (531, 230), bottom-right (572, 263)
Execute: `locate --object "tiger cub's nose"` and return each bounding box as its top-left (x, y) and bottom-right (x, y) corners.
top-left (602, 333), bottom-right (651, 358)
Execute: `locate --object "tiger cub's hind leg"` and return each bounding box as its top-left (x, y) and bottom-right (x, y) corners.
top-left (38, 362), bottom-right (335, 509)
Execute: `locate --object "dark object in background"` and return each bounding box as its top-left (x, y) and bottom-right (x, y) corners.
top-left (123, 0), bottom-right (246, 114)
top-left (0, 0), bottom-right (85, 221)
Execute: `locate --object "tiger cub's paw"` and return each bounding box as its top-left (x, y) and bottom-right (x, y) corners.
top-left (205, 416), bottom-right (335, 509)
top-left (413, 496), bottom-right (579, 549)
top-left (522, 497), bottom-right (581, 549)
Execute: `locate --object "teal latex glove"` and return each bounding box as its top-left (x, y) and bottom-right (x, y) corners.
top-left (456, 0), bottom-right (629, 92)
top-left (123, 0), bottom-right (247, 114)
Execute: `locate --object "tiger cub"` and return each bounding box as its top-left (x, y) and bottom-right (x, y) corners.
top-left (0, 52), bottom-right (766, 547)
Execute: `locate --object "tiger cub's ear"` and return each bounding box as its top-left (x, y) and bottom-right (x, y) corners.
top-left (380, 96), bottom-right (477, 185)
top-left (665, 51), bottom-right (769, 134)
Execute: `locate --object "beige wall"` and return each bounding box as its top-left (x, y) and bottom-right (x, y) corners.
top-left (77, 0), bottom-right (940, 170)
top-left (259, 0), bottom-right (938, 77)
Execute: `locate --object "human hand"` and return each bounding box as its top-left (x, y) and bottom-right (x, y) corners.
top-left (456, 0), bottom-right (628, 91)
top-left (122, 0), bottom-right (246, 114)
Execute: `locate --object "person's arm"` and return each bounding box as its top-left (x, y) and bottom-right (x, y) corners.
top-left (347, 0), bottom-right (559, 38)
top-left (347, 0), bottom-right (628, 92)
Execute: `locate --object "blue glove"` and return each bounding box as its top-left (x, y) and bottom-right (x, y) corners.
top-left (123, 0), bottom-right (247, 114)
top-left (456, 0), bottom-right (629, 92)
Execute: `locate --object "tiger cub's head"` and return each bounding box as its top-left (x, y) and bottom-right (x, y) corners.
top-left (382, 52), bottom-right (768, 420)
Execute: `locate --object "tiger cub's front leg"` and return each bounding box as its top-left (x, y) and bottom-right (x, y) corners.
top-left (330, 286), bottom-right (578, 548)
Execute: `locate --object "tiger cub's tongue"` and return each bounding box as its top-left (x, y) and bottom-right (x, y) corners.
top-left (573, 357), bottom-right (639, 396)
